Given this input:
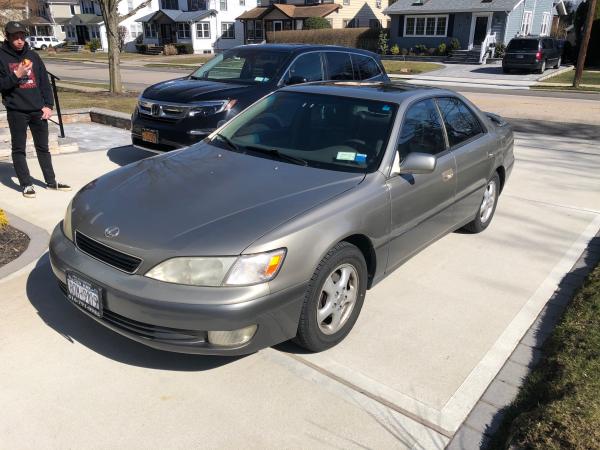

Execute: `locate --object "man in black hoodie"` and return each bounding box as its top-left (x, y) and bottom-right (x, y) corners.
top-left (0, 21), bottom-right (70, 198)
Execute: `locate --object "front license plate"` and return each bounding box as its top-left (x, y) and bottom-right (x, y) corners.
top-left (141, 129), bottom-right (158, 144)
top-left (67, 272), bottom-right (103, 318)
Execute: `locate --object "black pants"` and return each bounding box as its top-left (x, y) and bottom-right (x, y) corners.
top-left (7, 110), bottom-right (56, 187)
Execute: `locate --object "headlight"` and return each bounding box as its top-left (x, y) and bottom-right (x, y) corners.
top-left (188, 99), bottom-right (237, 117)
top-left (62, 199), bottom-right (73, 242)
top-left (145, 248), bottom-right (286, 287)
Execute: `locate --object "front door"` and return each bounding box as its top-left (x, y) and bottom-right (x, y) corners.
top-left (473, 16), bottom-right (488, 46)
top-left (160, 24), bottom-right (175, 45)
top-left (273, 21), bottom-right (283, 32)
top-left (386, 99), bottom-right (457, 273)
top-left (75, 25), bottom-right (88, 45)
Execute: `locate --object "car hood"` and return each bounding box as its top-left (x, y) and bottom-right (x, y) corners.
top-left (72, 144), bottom-right (365, 264)
top-left (142, 78), bottom-right (262, 103)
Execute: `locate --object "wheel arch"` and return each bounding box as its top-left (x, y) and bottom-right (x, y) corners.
top-left (340, 234), bottom-right (377, 289)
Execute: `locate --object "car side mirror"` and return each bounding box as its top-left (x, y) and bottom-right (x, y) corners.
top-left (286, 75), bottom-right (308, 86)
top-left (391, 152), bottom-right (436, 176)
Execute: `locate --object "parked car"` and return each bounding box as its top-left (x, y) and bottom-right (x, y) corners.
top-left (131, 44), bottom-right (389, 152)
top-left (27, 35), bottom-right (64, 50)
top-left (503, 36), bottom-right (562, 74)
top-left (50, 82), bottom-right (514, 355)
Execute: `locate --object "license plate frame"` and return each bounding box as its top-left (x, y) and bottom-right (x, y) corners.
top-left (516, 54), bottom-right (524, 59)
top-left (141, 129), bottom-right (159, 144)
top-left (66, 272), bottom-right (103, 318)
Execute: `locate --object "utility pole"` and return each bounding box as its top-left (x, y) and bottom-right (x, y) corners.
top-left (574, 0), bottom-right (598, 88)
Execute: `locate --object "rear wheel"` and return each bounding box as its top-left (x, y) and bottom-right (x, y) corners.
top-left (462, 172), bottom-right (500, 234)
top-left (40, 44), bottom-right (47, 50)
top-left (554, 57), bottom-right (561, 69)
top-left (537, 60), bottom-right (546, 74)
top-left (295, 242), bottom-right (367, 352)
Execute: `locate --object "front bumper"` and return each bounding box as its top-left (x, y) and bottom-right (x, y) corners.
top-left (49, 224), bottom-right (306, 355)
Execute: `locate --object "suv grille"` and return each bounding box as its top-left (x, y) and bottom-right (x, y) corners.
top-left (138, 99), bottom-right (189, 122)
top-left (75, 231), bottom-right (142, 274)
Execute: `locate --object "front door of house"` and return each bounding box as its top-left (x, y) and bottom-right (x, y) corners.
top-left (160, 24), bottom-right (175, 45)
top-left (75, 25), bottom-right (88, 45)
top-left (473, 16), bottom-right (488, 46)
top-left (273, 21), bottom-right (283, 32)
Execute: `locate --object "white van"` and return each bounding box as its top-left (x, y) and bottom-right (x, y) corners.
top-left (27, 36), bottom-right (64, 50)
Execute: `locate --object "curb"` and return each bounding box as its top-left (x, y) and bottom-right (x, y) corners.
top-left (537, 65), bottom-right (574, 81)
top-left (0, 211), bottom-right (50, 283)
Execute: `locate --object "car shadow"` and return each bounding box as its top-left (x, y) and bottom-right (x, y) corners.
top-left (107, 145), bottom-right (155, 167)
top-left (27, 253), bottom-right (244, 371)
top-left (470, 67), bottom-right (506, 75)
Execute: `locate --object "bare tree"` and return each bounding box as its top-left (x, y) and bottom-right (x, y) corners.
top-left (0, 0), bottom-right (27, 37)
top-left (97, 0), bottom-right (152, 93)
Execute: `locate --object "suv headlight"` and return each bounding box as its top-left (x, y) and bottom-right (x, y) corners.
top-left (62, 199), bottom-right (73, 242)
top-left (145, 249), bottom-right (286, 287)
top-left (188, 100), bottom-right (236, 117)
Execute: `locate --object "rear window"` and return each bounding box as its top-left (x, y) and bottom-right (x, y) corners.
top-left (351, 54), bottom-right (381, 80)
top-left (507, 39), bottom-right (539, 51)
top-left (325, 52), bottom-right (354, 81)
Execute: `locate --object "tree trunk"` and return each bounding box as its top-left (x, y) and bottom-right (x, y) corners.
top-left (574, 0), bottom-right (598, 88)
top-left (107, 16), bottom-right (122, 93)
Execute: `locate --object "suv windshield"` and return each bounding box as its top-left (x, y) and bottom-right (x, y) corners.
top-left (507, 39), bottom-right (540, 51)
top-left (211, 91), bottom-right (397, 173)
top-left (190, 48), bottom-right (289, 84)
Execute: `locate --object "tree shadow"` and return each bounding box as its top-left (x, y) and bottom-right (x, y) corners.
top-left (26, 253), bottom-right (243, 371)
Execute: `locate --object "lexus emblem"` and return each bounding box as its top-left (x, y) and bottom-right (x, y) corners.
top-left (104, 226), bottom-right (120, 238)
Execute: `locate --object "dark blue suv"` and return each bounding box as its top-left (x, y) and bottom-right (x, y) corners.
top-left (131, 44), bottom-right (389, 152)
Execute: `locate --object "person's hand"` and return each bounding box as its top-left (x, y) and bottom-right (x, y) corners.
top-left (41, 107), bottom-right (53, 120)
top-left (14, 60), bottom-right (32, 78)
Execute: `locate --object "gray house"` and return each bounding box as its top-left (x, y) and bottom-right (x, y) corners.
top-left (385, 0), bottom-right (566, 62)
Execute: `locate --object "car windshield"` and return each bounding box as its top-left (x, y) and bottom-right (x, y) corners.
top-left (190, 48), bottom-right (289, 84)
top-left (211, 91), bottom-right (398, 173)
top-left (507, 39), bottom-right (539, 51)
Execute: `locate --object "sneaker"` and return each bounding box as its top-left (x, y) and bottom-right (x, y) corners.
top-left (22, 185), bottom-right (36, 198)
top-left (46, 182), bottom-right (72, 191)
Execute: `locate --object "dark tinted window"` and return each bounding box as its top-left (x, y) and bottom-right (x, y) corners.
top-left (507, 39), bottom-right (539, 51)
top-left (352, 54), bottom-right (381, 80)
top-left (398, 99), bottom-right (446, 157)
top-left (325, 52), bottom-right (354, 80)
top-left (285, 52), bottom-right (323, 83)
top-left (436, 97), bottom-right (483, 147)
top-left (542, 39), bottom-right (554, 49)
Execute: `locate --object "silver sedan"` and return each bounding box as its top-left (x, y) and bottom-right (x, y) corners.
top-left (49, 82), bottom-right (514, 355)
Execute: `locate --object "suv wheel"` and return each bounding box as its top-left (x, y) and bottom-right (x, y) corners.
top-left (537, 60), bottom-right (546, 74)
top-left (41, 44), bottom-right (47, 50)
top-left (554, 57), bottom-right (561, 69)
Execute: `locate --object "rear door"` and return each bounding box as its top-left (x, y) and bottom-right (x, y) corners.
top-left (542, 38), bottom-right (558, 63)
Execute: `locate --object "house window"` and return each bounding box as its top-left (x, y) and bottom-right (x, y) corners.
top-left (255, 20), bottom-right (263, 38)
top-left (70, 5), bottom-right (75, 14)
top-left (221, 22), bottom-right (235, 39)
top-left (240, 0), bottom-right (245, 5)
top-left (375, 0), bottom-right (381, 8)
top-left (220, 0), bottom-right (227, 10)
top-left (521, 11), bottom-right (532, 35)
top-left (189, 0), bottom-right (206, 10)
top-left (127, 0), bottom-right (133, 12)
top-left (144, 23), bottom-right (158, 38)
top-left (247, 20), bottom-right (255, 39)
top-left (196, 22), bottom-right (210, 38)
top-left (540, 12), bottom-right (551, 36)
top-left (343, 0), bottom-right (349, 4)
top-left (61, 25), bottom-right (65, 32)
top-left (177, 23), bottom-right (191, 39)
top-left (161, 0), bottom-right (179, 9)
top-left (404, 15), bottom-right (448, 37)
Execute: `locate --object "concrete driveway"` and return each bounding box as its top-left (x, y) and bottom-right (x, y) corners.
top-left (430, 62), bottom-right (566, 81)
top-left (0, 123), bottom-right (598, 448)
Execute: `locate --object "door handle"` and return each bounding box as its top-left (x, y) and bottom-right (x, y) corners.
top-left (488, 151), bottom-right (497, 159)
top-left (442, 169), bottom-right (454, 182)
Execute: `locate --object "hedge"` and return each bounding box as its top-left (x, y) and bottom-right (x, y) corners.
top-left (266, 28), bottom-right (380, 52)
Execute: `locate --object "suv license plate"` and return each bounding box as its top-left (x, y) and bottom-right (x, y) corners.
top-left (142, 129), bottom-right (158, 144)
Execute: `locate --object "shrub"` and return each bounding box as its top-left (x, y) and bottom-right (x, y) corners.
top-left (390, 44), bottom-right (400, 55)
top-left (377, 29), bottom-right (389, 54)
top-left (437, 42), bottom-right (447, 56)
top-left (87, 38), bottom-right (101, 52)
top-left (174, 43), bottom-right (193, 54)
top-left (426, 47), bottom-right (436, 56)
top-left (414, 44), bottom-right (427, 54)
top-left (494, 43), bottom-right (506, 58)
top-left (0, 209), bottom-right (7, 229)
top-left (266, 28), bottom-right (380, 52)
top-left (449, 38), bottom-right (461, 52)
top-left (304, 17), bottom-right (332, 30)
top-left (164, 44), bottom-right (178, 56)
top-left (135, 43), bottom-right (148, 54)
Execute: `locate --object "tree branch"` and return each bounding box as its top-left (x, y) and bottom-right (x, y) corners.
top-left (118, 0), bottom-right (153, 22)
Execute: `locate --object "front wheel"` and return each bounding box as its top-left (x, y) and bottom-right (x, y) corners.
top-left (462, 172), bottom-right (500, 234)
top-left (295, 242), bottom-right (367, 352)
top-left (41, 45), bottom-right (47, 50)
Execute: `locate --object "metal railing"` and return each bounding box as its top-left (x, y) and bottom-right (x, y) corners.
top-left (47, 71), bottom-right (65, 138)
top-left (479, 33), bottom-right (497, 64)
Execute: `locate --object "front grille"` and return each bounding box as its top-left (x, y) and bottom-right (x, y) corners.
top-left (75, 231), bottom-right (142, 274)
top-left (138, 99), bottom-right (189, 122)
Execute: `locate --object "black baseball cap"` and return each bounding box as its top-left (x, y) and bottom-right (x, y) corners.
top-left (5, 21), bottom-right (28, 35)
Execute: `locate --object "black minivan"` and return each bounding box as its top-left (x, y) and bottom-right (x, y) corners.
top-left (132, 44), bottom-right (389, 152)
top-left (503, 36), bottom-right (562, 74)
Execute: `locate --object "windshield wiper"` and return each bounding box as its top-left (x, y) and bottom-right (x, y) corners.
top-left (244, 146), bottom-right (308, 166)
top-left (213, 133), bottom-right (240, 152)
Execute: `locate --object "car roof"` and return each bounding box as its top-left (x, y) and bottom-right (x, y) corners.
top-left (280, 81), bottom-right (453, 104)
top-left (232, 44), bottom-right (379, 58)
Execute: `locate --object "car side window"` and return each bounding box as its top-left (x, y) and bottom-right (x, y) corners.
top-left (352, 54), bottom-right (381, 80)
top-left (325, 52), bottom-right (354, 81)
top-left (542, 39), bottom-right (553, 49)
top-left (436, 97), bottom-right (483, 148)
top-left (285, 52), bottom-right (324, 83)
top-left (398, 99), bottom-right (446, 158)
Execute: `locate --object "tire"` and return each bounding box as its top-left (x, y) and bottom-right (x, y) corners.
top-left (41, 45), bottom-right (47, 50)
top-left (537, 60), bottom-right (546, 74)
top-left (462, 172), bottom-right (501, 234)
top-left (295, 242), bottom-right (368, 352)
top-left (554, 57), bottom-right (561, 69)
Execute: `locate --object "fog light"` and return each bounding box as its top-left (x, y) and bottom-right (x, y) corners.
top-left (208, 325), bottom-right (257, 347)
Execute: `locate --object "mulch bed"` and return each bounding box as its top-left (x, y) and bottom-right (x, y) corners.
top-left (0, 225), bottom-right (30, 268)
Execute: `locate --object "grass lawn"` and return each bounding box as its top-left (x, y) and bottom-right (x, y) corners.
top-left (533, 84), bottom-right (600, 93)
top-left (540, 69), bottom-right (600, 86)
top-left (381, 61), bottom-right (443, 75)
top-left (57, 89), bottom-right (138, 114)
top-left (488, 262), bottom-right (600, 449)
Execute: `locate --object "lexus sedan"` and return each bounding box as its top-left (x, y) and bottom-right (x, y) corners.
top-left (49, 82), bottom-right (514, 355)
